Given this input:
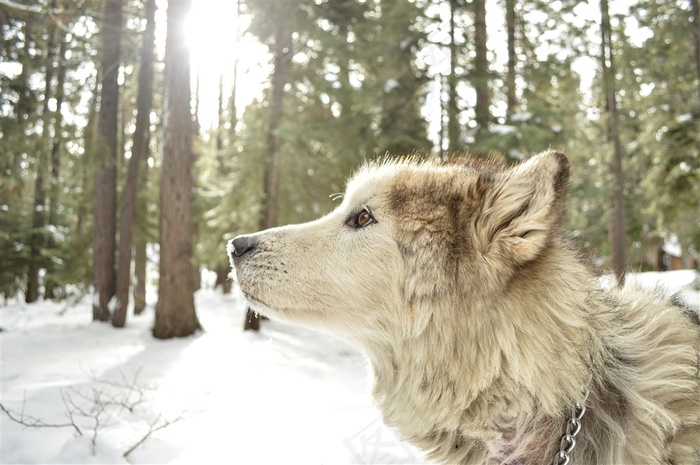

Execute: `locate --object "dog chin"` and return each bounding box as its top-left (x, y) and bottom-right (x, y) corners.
top-left (242, 292), bottom-right (283, 316)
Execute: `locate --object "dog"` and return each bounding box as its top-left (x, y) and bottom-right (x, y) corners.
top-left (228, 151), bottom-right (700, 464)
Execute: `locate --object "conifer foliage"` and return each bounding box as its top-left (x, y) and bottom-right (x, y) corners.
top-left (0, 0), bottom-right (697, 332)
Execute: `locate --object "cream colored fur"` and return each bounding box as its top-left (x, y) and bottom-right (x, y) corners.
top-left (229, 151), bottom-right (700, 465)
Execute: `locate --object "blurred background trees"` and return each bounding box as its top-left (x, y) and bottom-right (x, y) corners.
top-left (1, 0), bottom-right (697, 329)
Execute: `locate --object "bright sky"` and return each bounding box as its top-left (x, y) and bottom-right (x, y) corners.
top-left (184, 0), bottom-right (270, 132)
top-left (182, 0), bottom-right (642, 147)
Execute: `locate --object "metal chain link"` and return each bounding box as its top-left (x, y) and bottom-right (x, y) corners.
top-left (552, 388), bottom-right (590, 465)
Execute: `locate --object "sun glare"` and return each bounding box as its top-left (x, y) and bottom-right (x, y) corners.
top-left (184, 1), bottom-right (270, 130)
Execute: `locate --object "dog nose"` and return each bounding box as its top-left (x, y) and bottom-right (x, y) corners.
top-left (230, 234), bottom-right (257, 258)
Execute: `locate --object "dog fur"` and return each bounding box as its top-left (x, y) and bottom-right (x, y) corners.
top-left (228, 151), bottom-right (700, 464)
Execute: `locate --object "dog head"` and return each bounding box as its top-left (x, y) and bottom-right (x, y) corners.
top-left (228, 150), bottom-right (570, 343)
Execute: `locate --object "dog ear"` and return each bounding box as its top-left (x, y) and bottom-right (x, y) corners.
top-left (474, 150), bottom-right (570, 264)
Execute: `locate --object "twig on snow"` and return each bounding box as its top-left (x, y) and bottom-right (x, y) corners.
top-left (0, 399), bottom-right (83, 436)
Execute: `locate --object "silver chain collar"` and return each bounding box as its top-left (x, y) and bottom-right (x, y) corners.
top-left (552, 388), bottom-right (590, 465)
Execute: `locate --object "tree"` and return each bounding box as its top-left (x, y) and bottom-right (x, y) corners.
top-left (625, 0), bottom-right (700, 256)
top-left (446, 0), bottom-right (464, 153)
top-left (93, 0), bottom-right (123, 320)
top-left (373, 1), bottom-right (431, 156)
top-left (472, 0), bottom-right (490, 145)
top-left (600, 0), bottom-right (627, 284)
top-left (251, 16), bottom-right (292, 330)
top-left (692, 0), bottom-right (700, 97)
top-left (26, 0), bottom-right (59, 303)
top-left (44, 29), bottom-right (70, 300)
top-left (153, 0), bottom-right (201, 339)
top-left (113, 0), bottom-right (156, 328)
top-left (505, 0), bottom-right (517, 119)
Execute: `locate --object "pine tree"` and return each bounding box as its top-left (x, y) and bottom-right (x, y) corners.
top-left (625, 0), bottom-right (700, 255)
top-left (26, 0), bottom-right (59, 303)
top-left (600, 0), bottom-right (627, 284)
top-left (113, 0), bottom-right (156, 328)
top-left (153, 0), bottom-right (201, 339)
top-left (93, 0), bottom-right (123, 320)
top-left (472, 0), bottom-right (489, 146)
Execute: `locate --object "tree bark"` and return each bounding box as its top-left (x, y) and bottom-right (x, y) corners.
top-left (26, 4), bottom-right (58, 303)
top-left (44, 29), bottom-right (69, 300)
top-left (260, 22), bottom-right (291, 232)
top-left (78, 74), bottom-right (100, 236)
top-left (245, 19), bottom-right (293, 331)
top-left (16, 21), bottom-right (33, 128)
top-left (216, 73), bottom-right (225, 169)
top-left (113, 0), bottom-right (156, 328)
top-left (215, 266), bottom-right (232, 294)
top-left (691, 0), bottom-right (700, 98)
top-left (505, 0), bottom-right (517, 120)
top-left (473, 0), bottom-right (490, 138)
top-left (446, 0), bottom-right (460, 153)
top-left (133, 236), bottom-right (147, 314)
top-left (600, 0), bottom-right (627, 285)
top-left (230, 0), bottom-right (242, 140)
top-left (153, 0), bottom-right (201, 339)
top-left (92, 0), bottom-right (123, 320)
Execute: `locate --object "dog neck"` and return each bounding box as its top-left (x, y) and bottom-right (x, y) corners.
top-left (363, 251), bottom-right (599, 463)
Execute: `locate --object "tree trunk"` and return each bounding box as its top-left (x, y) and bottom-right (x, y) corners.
top-left (473, 0), bottom-right (490, 140)
top-left (92, 0), bottom-right (123, 321)
top-left (134, 97), bottom-right (151, 316)
top-left (446, 0), bottom-right (460, 153)
top-left (229, 0), bottom-right (242, 140)
top-left (691, 0), bottom-right (700, 98)
top-left (216, 73), bottom-right (225, 170)
top-left (78, 74), bottom-right (101, 237)
top-left (133, 236), bottom-right (147, 314)
top-left (600, 0), bottom-right (627, 285)
top-left (260, 21), bottom-right (291, 232)
top-left (215, 265), bottom-right (232, 294)
top-left (48, 30), bottom-right (68, 235)
top-left (16, 21), bottom-right (33, 128)
top-left (193, 68), bottom-right (201, 135)
top-left (153, 0), bottom-right (201, 339)
top-left (230, 35), bottom-right (239, 142)
top-left (44, 30), bottom-right (69, 300)
top-left (505, 0), bottom-right (517, 120)
top-left (113, 0), bottom-right (156, 328)
top-left (245, 19), bottom-right (293, 331)
top-left (26, 6), bottom-right (58, 303)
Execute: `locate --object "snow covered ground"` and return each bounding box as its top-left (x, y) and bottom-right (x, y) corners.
top-left (1, 270), bottom-right (698, 464)
top-left (1, 286), bottom-right (423, 465)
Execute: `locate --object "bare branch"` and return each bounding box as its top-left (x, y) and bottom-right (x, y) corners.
top-left (0, 400), bottom-right (82, 436)
top-left (3, 369), bottom-right (201, 459)
top-left (122, 409), bottom-right (195, 459)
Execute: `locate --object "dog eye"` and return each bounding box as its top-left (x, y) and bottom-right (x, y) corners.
top-left (347, 207), bottom-right (376, 229)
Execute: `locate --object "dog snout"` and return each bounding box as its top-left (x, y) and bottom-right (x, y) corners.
top-left (229, 234), bottom-right (258, 259)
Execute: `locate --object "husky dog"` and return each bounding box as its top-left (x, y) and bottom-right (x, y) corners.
top-left (228, 151), bottom-right (699, 464)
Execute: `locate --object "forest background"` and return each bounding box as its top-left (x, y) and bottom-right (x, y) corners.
top-left (1, 0), bottom-right (698, 336)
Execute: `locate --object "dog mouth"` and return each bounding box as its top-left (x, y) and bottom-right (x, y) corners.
top-left (241, 291), bottom-right (279, 313)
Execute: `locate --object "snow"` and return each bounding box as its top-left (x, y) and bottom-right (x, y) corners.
top-left (662, 234), bottom-right (683, 257)
top-left (384, 79), bottom-right (400, 93)
top-left (676, 113), bottom-right (693, 124)
top-left (1, 289), bottom-right (423, 464)
top-left (2, 271), bottom-right (698, 464)
top-left (626, 269), bottom-right (699, 311)
top-left (510, 111), bottom-right (532, 122)
top-left (490, 124), bottom-right (517, 135)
